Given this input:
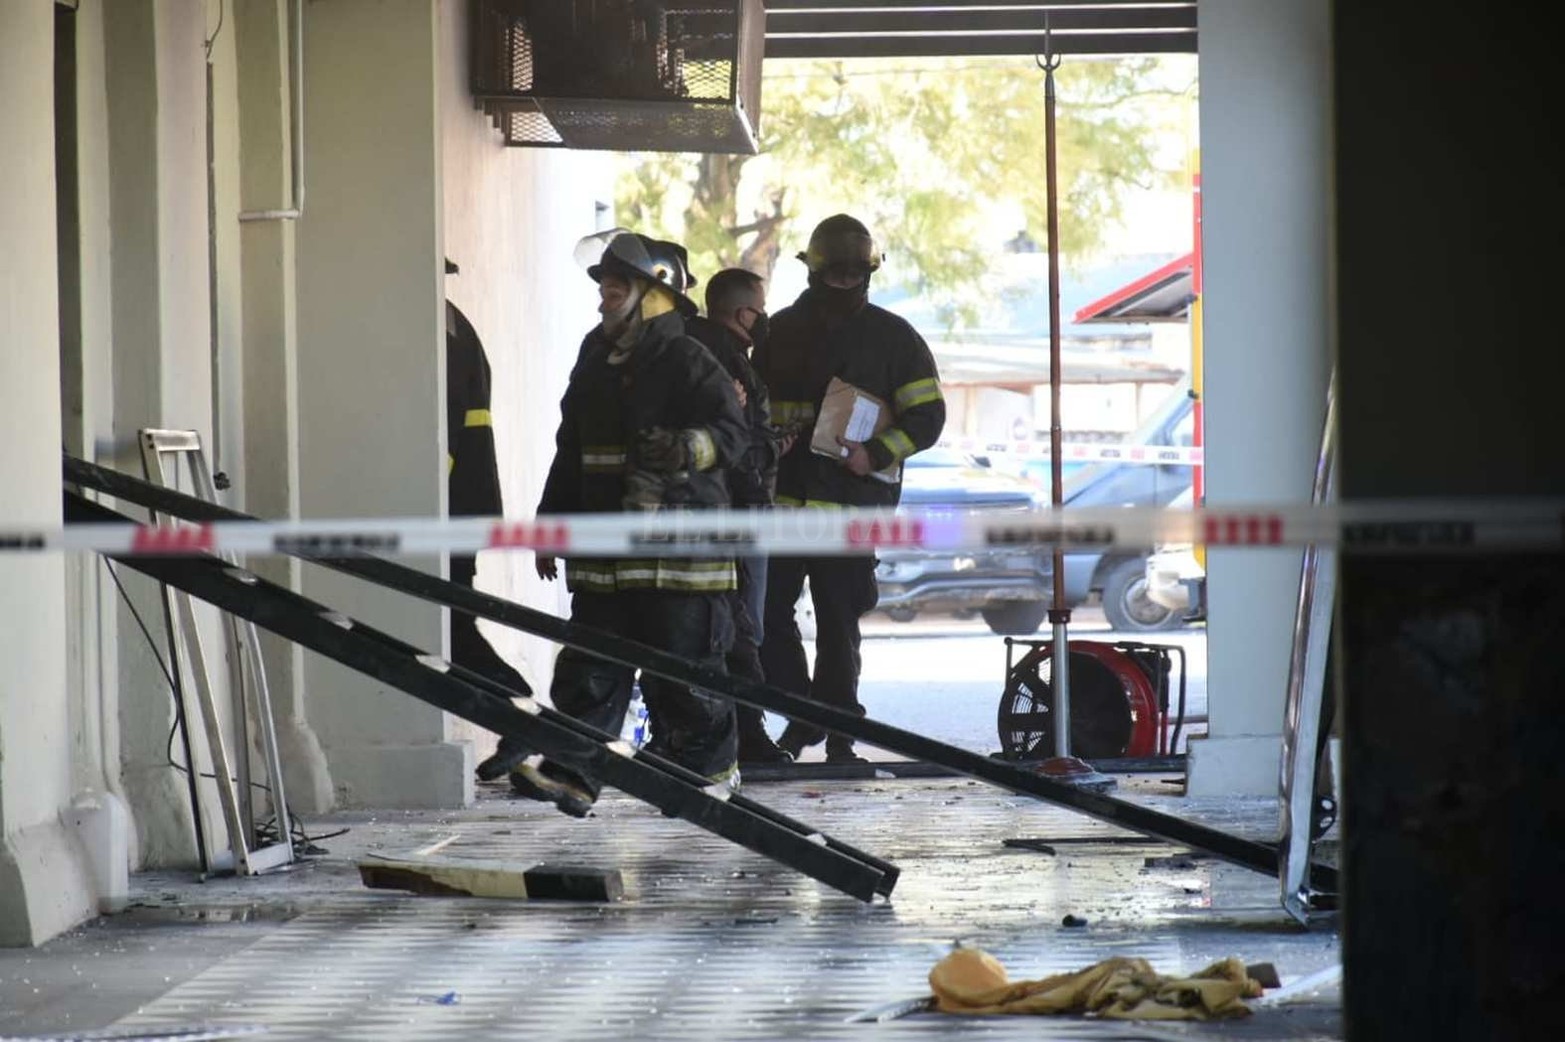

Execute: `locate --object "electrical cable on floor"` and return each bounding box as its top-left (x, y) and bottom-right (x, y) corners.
top-left (101, 555), bottom-right (348, 859)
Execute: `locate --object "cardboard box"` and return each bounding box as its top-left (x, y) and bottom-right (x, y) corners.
top-left (810, 377), bottom-right (901, 484)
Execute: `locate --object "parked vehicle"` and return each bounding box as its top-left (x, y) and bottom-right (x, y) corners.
top-left (872, 380), bottom-right (1198, 635)
top-left (872, 448), bottom-right (1097, 635)
top-left (1144, 490), bottom-right (1206, 623)
top-left (1058, 379), bottom-right (1196, 632)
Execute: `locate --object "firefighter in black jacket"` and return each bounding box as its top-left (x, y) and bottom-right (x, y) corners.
top-left (444, 259), bottom-right (534, 735)
top-left (681, 268), bottom-right (791, 766)
top-left (509, 232), bottom-right (748, 817)
top-left (754, 215), bottom-right (946, 763)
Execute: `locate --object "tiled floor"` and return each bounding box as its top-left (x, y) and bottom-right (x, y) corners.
top-left (0, 776), bottom-right (1340, 1041)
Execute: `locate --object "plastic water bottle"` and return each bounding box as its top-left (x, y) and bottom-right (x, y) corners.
top-left (623, 683), bottom-right (650, 748)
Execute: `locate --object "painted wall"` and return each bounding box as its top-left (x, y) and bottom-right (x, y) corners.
top-left (1189, 0), bottom-right (1333, 795)
top-left (436, 0), bottom-right (614, 729)
top-left (0, 0), bottom-right (97, 946)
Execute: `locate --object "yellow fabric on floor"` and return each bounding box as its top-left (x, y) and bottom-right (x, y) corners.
top-left (929, 947), bottom-right (1263, 1020)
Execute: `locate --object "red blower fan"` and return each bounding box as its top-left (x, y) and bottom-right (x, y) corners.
top-left (997, 639), bottom-right (1186, 761)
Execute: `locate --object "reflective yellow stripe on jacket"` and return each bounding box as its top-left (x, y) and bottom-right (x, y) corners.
top-left (871, 427), bottom-right (918, 463)
top-left (771, 400), bottom-right (817, 427)
top-left (565, 557), bottom-right (737, 593)
top-left (687, 428), bottom-right (717, 471)
top-left (774, 495), bottom-right (847, 508)
top-left (582, 444), bottom-right (627, 473)
top-left (464, 408), bottom-right (492, 428)
top-left (893, 377), bottom-right (943, 412)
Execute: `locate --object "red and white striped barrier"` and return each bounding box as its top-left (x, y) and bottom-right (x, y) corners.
top-left (937, 437), bottom-right (1203, 465)
top-left (12, 500), bottom-right (1563, 557)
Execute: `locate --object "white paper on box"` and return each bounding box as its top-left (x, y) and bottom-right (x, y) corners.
top-left (844, 395), bottom-right (881, 445)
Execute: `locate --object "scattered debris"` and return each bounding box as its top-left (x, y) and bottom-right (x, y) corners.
top-left (1061, 914), bottom-right (1089, 928)
top-left (844, 994), bottom-right (935, 1023)
top-left (1002, 838), bottom-right (1056, 855)
top-left (1144, 852), bottom-right (1205, 870)
top-left (415, 990), bottom-right (460, 1006)
top-left (358, 854), bottom-right (623, 901)
top-left (1245, 962), bottom-right (1282, 989)
top-left (411, 834), bottom-right (461, 858)
top-left (1252, 963), bottom-right (1342, 1006)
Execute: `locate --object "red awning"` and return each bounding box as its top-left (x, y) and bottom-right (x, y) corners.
top-left (1073, 252), bottom-right (1194, 323)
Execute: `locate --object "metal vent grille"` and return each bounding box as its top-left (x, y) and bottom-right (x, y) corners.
top-left (472, 1), bottom-right (762, 154)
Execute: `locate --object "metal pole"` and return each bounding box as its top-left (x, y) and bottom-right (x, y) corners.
top-left (1039, 38), bottom-right (1071, 758)
top-left (1034, 32), bottom-right (1111, 791)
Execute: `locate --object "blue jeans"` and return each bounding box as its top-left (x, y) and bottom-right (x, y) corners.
top-left (740, 555), bottom-right (767, 648)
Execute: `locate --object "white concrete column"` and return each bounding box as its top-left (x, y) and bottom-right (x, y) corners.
top-left (297, 0), bottom-right (468, 808)
top-left (100, 0), bottom-right (233, 866)
top-left (234, 0), bottom-right (334, 814)
top-left (0, 0), bottom-right (98, 946)
top-left (64, 0), bottom-right (139, 892)
top-left (1186, 0), bottom-right (1333, 795)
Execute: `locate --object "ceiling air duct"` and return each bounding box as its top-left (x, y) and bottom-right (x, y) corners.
top-left (471, 0), bottom-right (763, 154)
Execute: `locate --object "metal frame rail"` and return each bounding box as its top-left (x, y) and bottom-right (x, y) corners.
top-left (65, 455), bottom-right (1336, 892)
top-left (140, 428), bottom-right (296, 877)
top-left (65, 489), bottom-right (896, 903)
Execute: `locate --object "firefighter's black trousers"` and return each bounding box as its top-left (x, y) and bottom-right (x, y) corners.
top-left (554, 588), bottom-right (738, 795)
top-left (760, 555), bottom-right (879, 753)
top-left (450, 554), bottom-right (532, 696)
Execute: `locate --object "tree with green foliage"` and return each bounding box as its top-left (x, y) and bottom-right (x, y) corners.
top-left (616, 56), bottom-right (1193, 329)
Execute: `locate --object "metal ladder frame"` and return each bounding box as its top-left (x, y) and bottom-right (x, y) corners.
top-left (65, 489), bottom-right (898, 901)
top-left (1277, 374), bottom-right (1340, 923)
top-left (138, 429), bottom-right (294, 876)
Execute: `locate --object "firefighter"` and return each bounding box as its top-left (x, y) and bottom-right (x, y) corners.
top-left (754, 215), bottom-right (946, 763)
top-left (680, 268), bottom-right (792, 766)
top-left (443, 258), bottom-right (535, 752)
top-left (510, 232), bottom-right (748, 817)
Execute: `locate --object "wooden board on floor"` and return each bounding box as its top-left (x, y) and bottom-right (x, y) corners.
top-left (357, 854), bottom-right (623, 902)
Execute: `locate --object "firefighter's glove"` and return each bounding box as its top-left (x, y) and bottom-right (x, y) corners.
top-left (638, 428), bottom-right (717, 473)
top-left (637, 427), bottom-right (687, 472)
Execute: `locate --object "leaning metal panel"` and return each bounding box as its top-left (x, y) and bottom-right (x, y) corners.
top-left (1278, 375), bottom-right (1340, 924)
top-left (65, 492), bottom-right (894, 902)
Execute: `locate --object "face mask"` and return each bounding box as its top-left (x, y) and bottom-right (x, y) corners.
top-left (811, 280), bottom-right (867, 317)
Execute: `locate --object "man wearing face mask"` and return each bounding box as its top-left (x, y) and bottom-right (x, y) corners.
top-left (505, 232), bottom-right (748, 816)
top-left (753, 214), bottom-right (946, 764)
top-left (679, 268), bottom-right (791, 766)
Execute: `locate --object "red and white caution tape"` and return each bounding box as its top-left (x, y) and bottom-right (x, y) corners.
top-left (10, 500), bottom-right (1564, 556)
top-left (937, 437), bottom-right (1203, 465)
